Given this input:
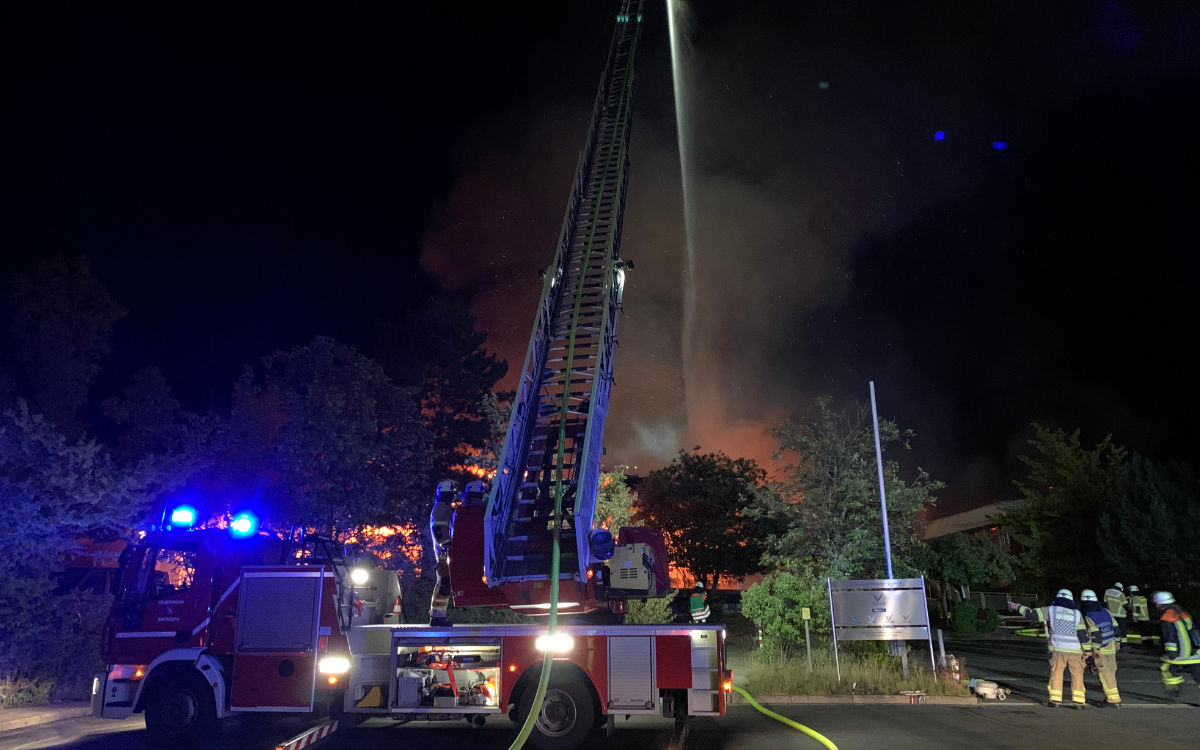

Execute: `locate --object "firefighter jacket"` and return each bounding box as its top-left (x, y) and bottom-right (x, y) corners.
top-left (1080, 602), bottom-right (1118, 655)
top-left (1129, 594), bottom-right (1149, 623)
top-left (1017, 601), bottom-right (1087, 653)
top-left (1161, 606), bottom-right (1200, 664)
top-left (429, 500), bottom-right (455, 553)
top-left (1104, 588), bottom-right (1127, 619)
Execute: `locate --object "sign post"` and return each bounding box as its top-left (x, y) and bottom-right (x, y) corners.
top-left (828, 577), bottom-right (935, 681)
top-left (802, 607), bottom-right (813, 673)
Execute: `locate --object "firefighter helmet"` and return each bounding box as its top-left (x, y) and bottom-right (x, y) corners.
top-left (1154, 591), bottom-right (1176, 606)
top-left (695, 581), bottom-right (705, 590)
top-left (1114, 582), bottom-right (1124, 591)
top-left (1080, 589), bottom-right (1098, 602)
top-left (1056, 589), bottom-right (1073, 601)
top-left (436, 479), bottom-right (460, 498)
top-left (1128, 584), bottom-right (1139, 593)
top-left (465, 480), bottom-right (488, 496)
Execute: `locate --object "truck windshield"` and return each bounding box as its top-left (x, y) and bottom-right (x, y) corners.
top-left (128, 546), bottom-right (198, 600)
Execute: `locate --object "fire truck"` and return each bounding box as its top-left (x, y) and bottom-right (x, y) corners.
top-left (92, 2), bottom-right (730, 747)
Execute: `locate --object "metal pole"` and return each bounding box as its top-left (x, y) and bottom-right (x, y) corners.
top-left (869, 381), bottom-right (894, 577)
top-left (828, 578), bottom-right (841, 682)
top-left (805, 619), bottom-right (813, 673)
top-left (870, 383), bottom-right (904, 675)
top-left (937, 628), bottom-right (946, 669)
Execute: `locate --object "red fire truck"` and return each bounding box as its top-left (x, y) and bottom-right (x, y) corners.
top-left (91, 508), bottom-right (729, 749)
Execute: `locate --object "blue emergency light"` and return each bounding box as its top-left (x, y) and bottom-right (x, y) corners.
top-left (169, 505), bottom-right (197, 528)
top-left (229, 511), bottom-right (259, 538)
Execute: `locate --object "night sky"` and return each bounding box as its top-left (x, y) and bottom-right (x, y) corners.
top-left (4, 2), bottom-right (1199, 513)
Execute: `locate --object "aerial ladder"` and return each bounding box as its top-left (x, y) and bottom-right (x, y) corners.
top-left (463, 0), bottom-right (654, 612)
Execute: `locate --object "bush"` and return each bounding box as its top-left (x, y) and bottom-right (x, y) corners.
top-left (0, 677), bottom-right (53, 709)
top-left (978, 606), bottom-right (1001, 633)
top-left (952, 600), bottom-right (977, 633)
top-left (741, 568), bottom-right (830, 652)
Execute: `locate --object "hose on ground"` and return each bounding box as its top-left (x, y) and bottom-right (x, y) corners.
top-left (731, 684), bottom-right (839, 750)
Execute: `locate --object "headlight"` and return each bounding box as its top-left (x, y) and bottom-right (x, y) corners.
top-left (350, 568), bottom-right (370, 586)
top-left (535, 633), bottom-right (574, 653)
top-left (318, 656), bottom-right (351, 674)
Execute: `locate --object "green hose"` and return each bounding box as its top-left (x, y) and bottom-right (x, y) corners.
top-left (508, 12), bottom-right (642, 750)
top-left (731, 685), bottom-right (840, 750)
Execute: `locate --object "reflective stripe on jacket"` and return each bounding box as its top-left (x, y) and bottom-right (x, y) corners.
top-left (1129, 595), bottom-right (1149, 622)
top-left (1104, 588), bottom-right (1127, 618)
top-left (1083, 607), bottom-right (1117, 655)
top-left (1019, 603), bottom-right (1086, 652)
top-left (1162, 608), bottom-right (1200, 664)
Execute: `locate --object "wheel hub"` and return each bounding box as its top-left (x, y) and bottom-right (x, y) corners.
top-left (536, 688), bottom-right (577, 737)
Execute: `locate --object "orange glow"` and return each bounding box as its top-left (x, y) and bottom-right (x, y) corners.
top-left (328, 676), bottom-right (339, 685)
top-left (134, 669), bottom-right (144, 679)
top-left (586, 569), bottom-right (594, 579)
top-left (508, 664), bottom-right (517, 672)
top-left (340, 523), bottom-right (423, 568)
top-left (722, 680), bottom-right (732, 692)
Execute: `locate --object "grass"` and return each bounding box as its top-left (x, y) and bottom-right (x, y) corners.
top-left (744, 646), bottom-right (971, 697)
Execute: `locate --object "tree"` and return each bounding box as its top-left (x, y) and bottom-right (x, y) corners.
top-left (0, 401), bottom-right (160, 682)
top-left (217, 336), bottom-right (435, 534)
top-left (8, 257), bottom-right (127, 438)
top-left (376, 298), bottom-right (507, 483)
top-left (635, 451), bottom-right (770, 595)
top-left (595, 470), bottom-right (637, 532)
top-left (1096, 454), bottom-right (1200, 597)
top-left (1004, 424), bottom-right (1127, 593)
top-left (102, 366), bottom-right (188, 464)
top-left (918, 532), bottom-right (1014, 620)
top-left (761, 398), bottom-right (939, 579)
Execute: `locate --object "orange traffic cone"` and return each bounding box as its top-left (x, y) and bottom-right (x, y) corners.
top-left (392, 595), bottom-right (403, 621)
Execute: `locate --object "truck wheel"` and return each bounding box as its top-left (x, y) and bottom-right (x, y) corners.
top-left (144, 672), bottom-right (218, 745)
top-left (518, 673), bottom-right (595, 750)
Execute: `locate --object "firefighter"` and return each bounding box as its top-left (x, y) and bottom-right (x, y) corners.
top-left (463, 479), bottom-right (488, 506)
top-left (1104, 582), bottom-right (1128, 644)
top-left (1079, 589), bottom-right (1121, 707)
top-left (1127, 585), bottom-right (1152, 647)
top-left (429, 479), bottom-right (461, 627)
top-left (1153, 590), bottom-right (1200, 700)
top-left (1009, 589), bottom-right (1089, 707)
top-left (689, 581), bottom-right (710, 623)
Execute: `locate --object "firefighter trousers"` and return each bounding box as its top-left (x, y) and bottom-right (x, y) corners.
top-left (1161, 659), bottom-right (1200, 692)
top-left (1048, 650), bottom-right (1086, 705)
top-left (430, 551), bottom-right (452, 622)
top-left (1092, 653), bottom-right (1120, 704)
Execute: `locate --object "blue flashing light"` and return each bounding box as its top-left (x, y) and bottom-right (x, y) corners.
top-left (229, 511), bottom-right (259, 538)
top-left (934, 130), bottom-right (945, 141)
top-left (992, 140), bottom-right (1008, 150)
top-left (588, 528), bottom-right (616, 561)
top-left (169, 505), bottom-right (197, 528)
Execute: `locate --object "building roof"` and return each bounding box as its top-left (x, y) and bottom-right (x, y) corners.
top-left (919, 500), bottom-right (1025, 541)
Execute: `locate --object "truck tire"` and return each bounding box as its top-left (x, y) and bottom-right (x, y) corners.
top-left (517, 672), bottom-right (595, 750)
top-left (144, 671), bottom-right (218, 746)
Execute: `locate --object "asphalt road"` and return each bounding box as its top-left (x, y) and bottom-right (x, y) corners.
top-left (7, 635), bottom-right (1200, 750)
top-left (940, 631), bottom-right (1183, 706)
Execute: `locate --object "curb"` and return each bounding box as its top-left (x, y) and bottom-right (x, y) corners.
top-left (728, 693), bottom-right (979, 706)
top-left (0, 703), bottom-right (92, 733)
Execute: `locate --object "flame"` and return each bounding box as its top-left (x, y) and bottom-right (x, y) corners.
top-left (342, 523), bottom-right (423, 567)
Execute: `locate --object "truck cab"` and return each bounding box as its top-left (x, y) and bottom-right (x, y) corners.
top-left (93, 521), bottom-right (398, 744)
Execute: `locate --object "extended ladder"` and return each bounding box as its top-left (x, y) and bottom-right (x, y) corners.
top-left (484, 1), bottom-right (644, 587)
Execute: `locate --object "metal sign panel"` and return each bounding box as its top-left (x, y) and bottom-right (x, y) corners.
top-left (827, 577), bottom-right (937, 678)
top-left (829, 578), bottom-right (932, 640)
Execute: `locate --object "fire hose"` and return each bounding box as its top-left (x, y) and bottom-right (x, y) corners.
top-left (731, 685), bottom-right (839, 750)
